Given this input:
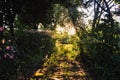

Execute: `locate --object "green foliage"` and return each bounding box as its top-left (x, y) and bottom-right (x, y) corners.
top-left (15, 30), bottom-right (55, 76)
top-left (114, 0), bottom-right (120, 4)
top-left (0, 59), bottom-right (17, 80)
top-left (79, 22), bottom-right (120, 80)
top-left (16, 30), bottom-right (54, 55)
top-left (46, 32), bottom-right (80, 64)
top-left (14, 15), bottom-right (32, 30)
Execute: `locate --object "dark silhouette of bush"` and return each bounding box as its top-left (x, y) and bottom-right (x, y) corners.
top-left (15, 30), bottom-right (55, 78)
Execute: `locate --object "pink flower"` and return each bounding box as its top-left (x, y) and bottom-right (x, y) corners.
top-left (9, 55), bottom-right (14, 59)
top-left (6, 46), bottom-right (10, 50)
top-left (0, 27), bottom-right (4, 32)
top-left (4, 54), bottom-right (7, 58)
top-left (4, 53), bottom-right (9, 58)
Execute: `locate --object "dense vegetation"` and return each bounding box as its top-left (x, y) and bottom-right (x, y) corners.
top-left (0, 0), bottom-right (120, 80)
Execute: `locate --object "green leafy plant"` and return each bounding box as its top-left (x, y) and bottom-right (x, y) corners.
top-left (15, 30), bottom-right (55, 77)
top-left (79, 22), bottom-right (120, 80)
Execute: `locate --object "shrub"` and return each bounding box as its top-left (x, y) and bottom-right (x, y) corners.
top-left (79, 22), bottom-right (120, 80)
top-left (15, 30), bottom-right (55, 76)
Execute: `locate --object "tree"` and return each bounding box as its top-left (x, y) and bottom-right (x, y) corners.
top-left (83, 0), bottom-right (120, 28)
top-left (19, 0), bottom-right (54, 29)
top-left (19, 0), bottom-right (82, 30)
top-left (80, 1), bottom-right (120, 79)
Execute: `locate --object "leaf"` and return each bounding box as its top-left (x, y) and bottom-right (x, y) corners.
top-left (34, 69), bottom-right (44, 76)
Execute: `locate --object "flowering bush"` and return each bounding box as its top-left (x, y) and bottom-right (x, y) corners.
top-left (0, 37), bottom-right (18, 79)
top-left (0, 38), bottom-right (17, 60)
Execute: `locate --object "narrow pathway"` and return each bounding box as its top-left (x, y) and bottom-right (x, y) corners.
top-left (31, 56), bottom-right (91, 80)
top-left (30, 32), bottom-right (91, 80)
